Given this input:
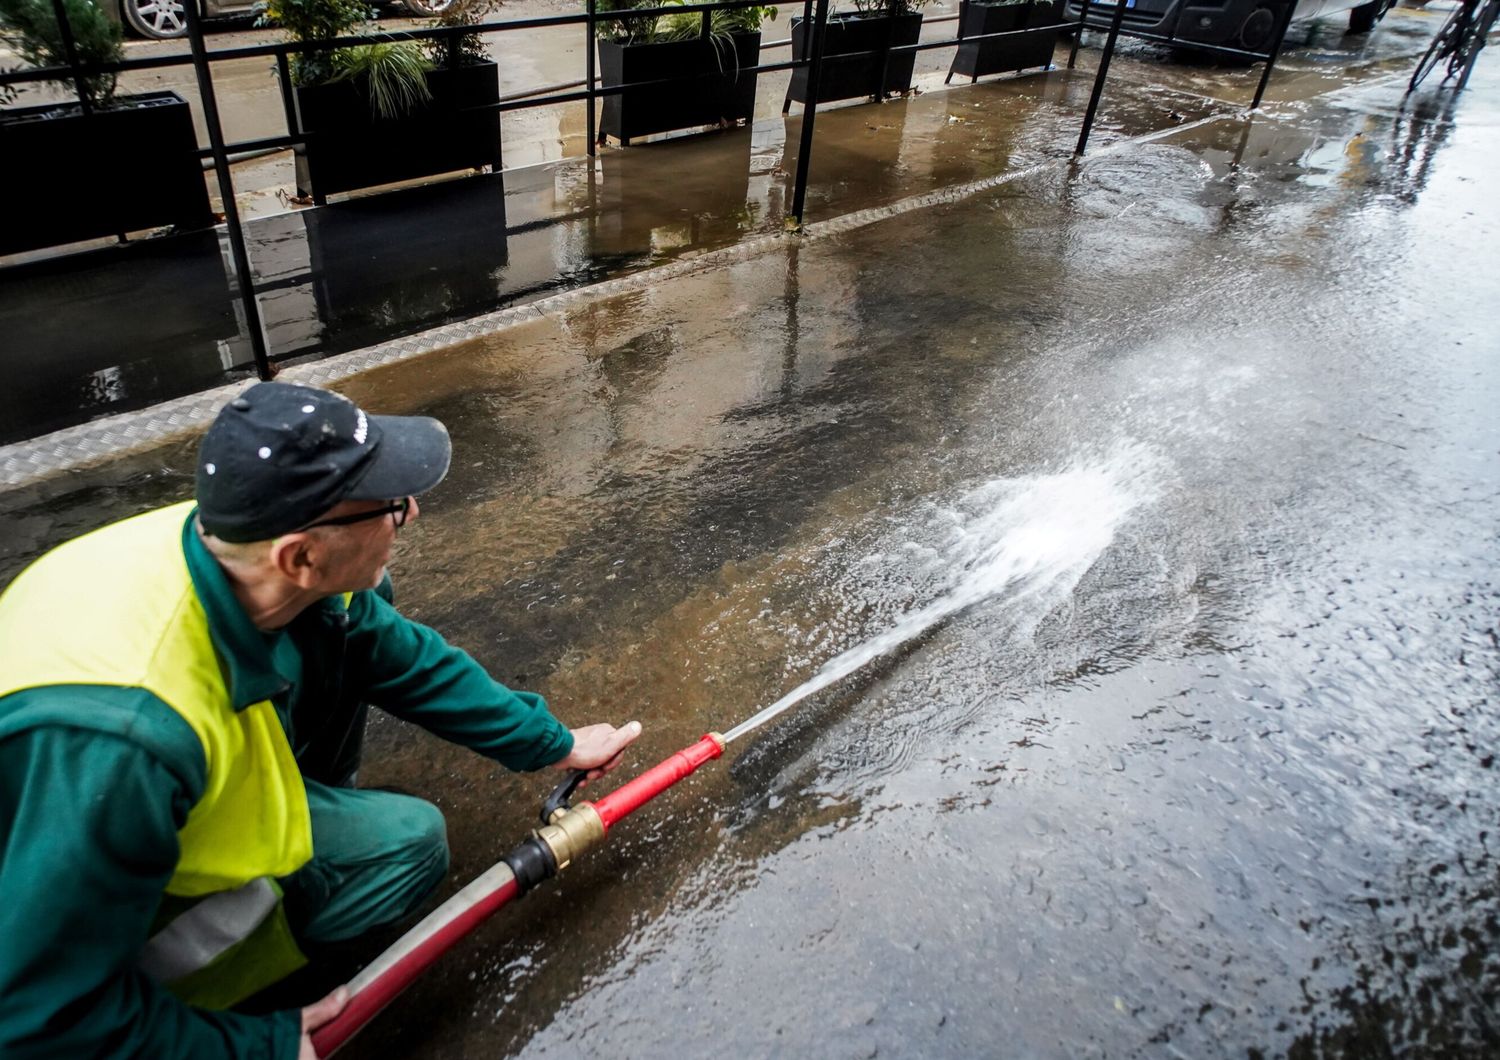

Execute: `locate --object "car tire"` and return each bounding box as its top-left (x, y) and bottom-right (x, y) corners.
top-left (1347, 0), bottom-right (1381, 32)
top-left (402, 0), bottom-right (456, 15)
top-left (121, 0), bottom-right (190, 38)
top-left (1237, 4), bottom-right (1277, 51)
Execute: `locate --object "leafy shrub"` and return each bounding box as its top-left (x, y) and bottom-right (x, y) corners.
top-left (331, 41), bottom-right (432, 118)
top-left (256, 0), bottom-right (372, 86)
top-left (849, 0), bottom-right (929, 16)
top-left (0, 0), bottom-right (123, 110)
top-left (595, 0), bottom-right (655, 44)
top-left (425, 0), bottom-right (503, 65)
top-left (258, 0), bottom-right (439, 120)
top-left (597, 0), bottom-right (776, 44)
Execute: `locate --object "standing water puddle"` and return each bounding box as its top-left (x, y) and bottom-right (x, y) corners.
top-left (0, 46), bottom-right (1496, 1060)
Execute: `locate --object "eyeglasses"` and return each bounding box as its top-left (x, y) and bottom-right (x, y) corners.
top-left (297, 497), bottom-right (412, 532)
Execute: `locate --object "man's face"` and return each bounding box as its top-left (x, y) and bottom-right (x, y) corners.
top-left (305, 495), bottom-right (421, 592)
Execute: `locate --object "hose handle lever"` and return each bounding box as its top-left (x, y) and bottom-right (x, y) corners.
top-left (541, 769), bottom-right (589, 824)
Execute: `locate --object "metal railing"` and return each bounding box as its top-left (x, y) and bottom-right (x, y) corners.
top-left (0, 0), bottom-right (1295, 381)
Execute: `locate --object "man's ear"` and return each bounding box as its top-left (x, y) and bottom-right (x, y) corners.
top-left (268, 533), bottom-right (323, 590)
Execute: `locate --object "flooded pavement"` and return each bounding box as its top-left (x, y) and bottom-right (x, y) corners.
top-left (3, 17), bottom-right (1500, 1059)
top-left (0, 2), bottom-right (1454, 444)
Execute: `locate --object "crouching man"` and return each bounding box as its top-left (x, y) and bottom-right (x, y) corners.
top-left (0, 382), bottom-right (640, 1058)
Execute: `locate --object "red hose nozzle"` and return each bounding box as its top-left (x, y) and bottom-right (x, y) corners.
top-left (592, 733), bottom-right (724, 828)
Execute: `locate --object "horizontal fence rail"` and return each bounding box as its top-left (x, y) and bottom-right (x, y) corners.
top-left (0, 1), bottom-right (1291, 166)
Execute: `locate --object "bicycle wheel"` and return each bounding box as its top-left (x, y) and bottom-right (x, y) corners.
top-left (1452, 0), bottom-right (1499, 89)
top-left (1409, 3), bottom-right (1466, 92)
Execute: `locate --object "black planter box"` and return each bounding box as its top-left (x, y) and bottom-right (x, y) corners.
top-left (0, 91), bottom-right (212, 257)
top-left (293, 60), bottom-right (502, 203)
top-left (785, 12), bottom-right (924, 106)
top-left (948, 0), bottom-right (1062, 81)
top-left (597, 32), bottom-right (762, 145)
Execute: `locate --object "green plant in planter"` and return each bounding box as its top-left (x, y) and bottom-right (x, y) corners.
top-left (0, 0), bottom-right (123, 110)
top-left (256, 0), bottom-right (370, 86)
top-left (658, 2), bottom-right (775, 80)
top-left (596, 0), bottom-right (775, 44)
top-left (847, 0), bottom-right (928, 15)
top-left (720, 3), bottom-right (776, 32)
top-left (657, 1), bottom-right (775, 39)
top-left (257, 0), bottom-right (437, 119)
top-left (595, 0), bottom-right (656, 44)
top-left (424, 0), bottom-right (503, 66)
top-left (330, 41), bottom-right (432, 118)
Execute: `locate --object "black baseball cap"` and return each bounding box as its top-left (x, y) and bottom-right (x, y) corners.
top-left (195, 382), bottom-right (452, 543)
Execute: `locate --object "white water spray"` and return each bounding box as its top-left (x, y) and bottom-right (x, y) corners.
top-left (722, 444), bottom-right (1159, 743)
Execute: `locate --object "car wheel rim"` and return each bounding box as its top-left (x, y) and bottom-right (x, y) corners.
top-left (135, 0), bottom-right (186, 34)
top-left (1239, 7), bottom-right (1274, 50)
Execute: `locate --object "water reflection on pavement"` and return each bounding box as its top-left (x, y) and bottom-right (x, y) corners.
top-left (1, 21), bottom-right (1497, 1060)
top-left (0, 3), bottom-right (1452, 443)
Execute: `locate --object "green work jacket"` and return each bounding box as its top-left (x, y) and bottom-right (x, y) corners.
top-left (0, 506), bottom-right (574, 1060)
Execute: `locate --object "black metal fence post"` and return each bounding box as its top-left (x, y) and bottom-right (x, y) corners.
top-left (586, 0), bottom-right (598, 154)
top-left (184, 0), bottom-right (273, 380)
top-left (1074, 0), bottom-right (1127, 155)
top-left (45, 0), bottom-right (92, 116)
top-left (1067, 1), bottom-right (1084, 69)
top-left (875, 16), bottom-right (893, 100)
top-left (1230, 114), bottom-right (1253, 166)
top-left (1249, 0), bottom-right (1296, 109)
top-left (274, 52), bottom-right (299, 140)
top-left (790, 0), bottom-right (831, 225)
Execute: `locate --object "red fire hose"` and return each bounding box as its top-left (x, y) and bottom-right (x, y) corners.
top-left (311, 733), bottom-right (725, 1057)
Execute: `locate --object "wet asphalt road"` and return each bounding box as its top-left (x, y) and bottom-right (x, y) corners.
top-left (3, 7), bottom-right (1499, 1058)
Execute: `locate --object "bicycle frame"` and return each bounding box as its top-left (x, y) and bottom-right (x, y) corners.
top-left (1408, 0), bottom-right (1499, 93)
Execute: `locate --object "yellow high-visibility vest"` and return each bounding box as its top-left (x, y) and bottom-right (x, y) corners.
top-left (0, 501), bottom-right (315, 1006)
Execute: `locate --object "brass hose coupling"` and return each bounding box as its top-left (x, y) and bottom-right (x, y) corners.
top-left (535, 802), bottom-right (606, 871)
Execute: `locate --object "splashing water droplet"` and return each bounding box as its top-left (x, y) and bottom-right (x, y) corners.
top-left (723, 443), bottom-right (1160, 744)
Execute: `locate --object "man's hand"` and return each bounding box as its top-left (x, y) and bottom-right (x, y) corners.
top-left (298, 986), bottom-right (349, 1060)
top-left (556, 721), bottom-right (642, 781)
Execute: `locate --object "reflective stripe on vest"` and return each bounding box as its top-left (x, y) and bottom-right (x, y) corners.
top-left (138, 877), bottom-right (279, 982)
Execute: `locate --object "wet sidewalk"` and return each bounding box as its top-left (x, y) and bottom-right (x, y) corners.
top-left (1, 11), bottom-right (1498, 1060)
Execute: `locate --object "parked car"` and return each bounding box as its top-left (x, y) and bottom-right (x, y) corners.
top-left (109, 0), bottom-right (453, 40)
top-left (1062, 0), bottom-right (1396, 53)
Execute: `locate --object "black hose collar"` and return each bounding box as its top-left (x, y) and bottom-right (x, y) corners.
top-left (502, 835), bottom-right (559, 894)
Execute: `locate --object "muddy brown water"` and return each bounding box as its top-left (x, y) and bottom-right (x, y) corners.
top-left (2, 12), bottom-right (1498, 1058)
